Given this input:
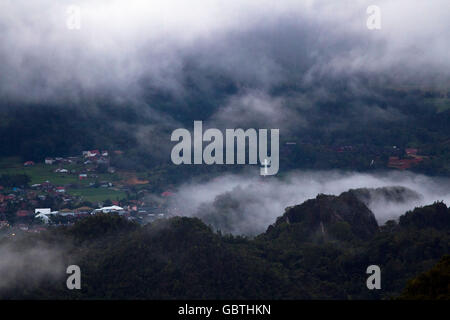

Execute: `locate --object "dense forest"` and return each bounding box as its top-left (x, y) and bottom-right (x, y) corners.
top-left (1, 191), bottom-right (448, 300)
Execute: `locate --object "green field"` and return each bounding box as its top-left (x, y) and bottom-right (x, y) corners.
top-left (68, 188), bottom-right (127, 202)
top-left (0, 157), bottom-right (126, 202)
top-left (0, 158), bottom-right (118, 185)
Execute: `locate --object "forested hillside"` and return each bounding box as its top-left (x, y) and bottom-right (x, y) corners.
top-left (1, 192), bottom-right (448, 300)
top-left (1, 82), bottom-right (449, 175)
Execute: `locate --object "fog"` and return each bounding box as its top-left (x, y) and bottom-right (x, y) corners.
top-left (0, 241), bottom-right (65, 292)
top-left (1, 0), bottom-right (448, 158)
top-left (169, 170), bottom-right (450, 235)
top-left (1, 0), bottom-right (449, 104)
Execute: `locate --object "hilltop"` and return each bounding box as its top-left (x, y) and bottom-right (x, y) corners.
top-left (265, 191), bottom-right (379, 243)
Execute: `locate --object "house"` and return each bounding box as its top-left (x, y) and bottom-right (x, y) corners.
top-left (42, 181), bottom-right (52, 187)
top-left (92, 205), bottom-right (124, 215)
top-left (35, 208), bottom-right (51, 215)
top-left (59, 208), bottom-right (75, 216)
top-left (87, 150), bottom-right (100, 157)
top-left (24, 161), bottom-right (35, 166)
top-left (102, 150), bottom-right (109, 157)
top-left (100, 182), bottom-right (112, 188)
top-left (75, 206), bottom-right (93, 214)
top-left (45, 158), bottom-right (55, 165)
top-left (79, 173), bottom-right (88, 180)
top-left (388, 156), bottom-right (423, 170)
top-left (55, 168), bottom-right (69, 173)
top-left (56, 187), bottom-right (66, 193)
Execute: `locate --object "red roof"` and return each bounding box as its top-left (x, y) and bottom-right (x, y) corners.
top-left (161, 191), bottom-right (174, 197)
top-left (405, 148), bottom-right (418, 155)
top-left (16, 210), bottom-right (31, 217)
top-left (388, 157), bottom-right (423, 170)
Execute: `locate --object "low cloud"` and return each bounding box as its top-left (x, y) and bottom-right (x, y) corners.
top-left (169, 170), bottom-right (450, 235)
top-left (0, 240), bottom-right (66, 293)
top-left (1, 0), bottom-right (449, 104)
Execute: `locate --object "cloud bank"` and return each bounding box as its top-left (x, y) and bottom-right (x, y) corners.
top-left (1, 0), bottom-right (449, 104)
top-left (169, 170), bottom-right (450, 235)
top-left (0, 240), bottom-right (66, 292)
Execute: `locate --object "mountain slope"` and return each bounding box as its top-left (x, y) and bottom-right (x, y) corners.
top-left (0, 195), bottom-right (449, 299)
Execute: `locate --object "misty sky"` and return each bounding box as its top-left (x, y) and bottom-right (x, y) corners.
top-left (0, 0), bottom-right (448, 153)
top-left (1, 0), bottom-right (449, 104)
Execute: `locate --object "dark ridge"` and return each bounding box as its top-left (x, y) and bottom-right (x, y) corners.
top-left (264, 191), bottom-right (379, 242)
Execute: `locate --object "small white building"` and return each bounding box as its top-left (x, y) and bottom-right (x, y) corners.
top-left (91, 205), bottom-right (125, 215)
top-left (35, 208), bottom-right (51, 215)
top-left (34, 210), bottom-right (57, 224)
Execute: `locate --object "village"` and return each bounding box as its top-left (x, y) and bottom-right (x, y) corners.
top-left (0, 144), bottom-right (428, 239)
top-left (0, 149), bottom-right (177, 239)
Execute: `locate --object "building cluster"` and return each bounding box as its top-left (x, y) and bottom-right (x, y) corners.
top-left (0, 197), bottom-right (172, 239)
top-left (25, 150), bottom-right (119, 175)
top-left (0, 148), bottom-right (178, 238)
top-left (388, 148), bottom-right (427, 170)
top-left (32, 204), bottom-right (168, 225)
